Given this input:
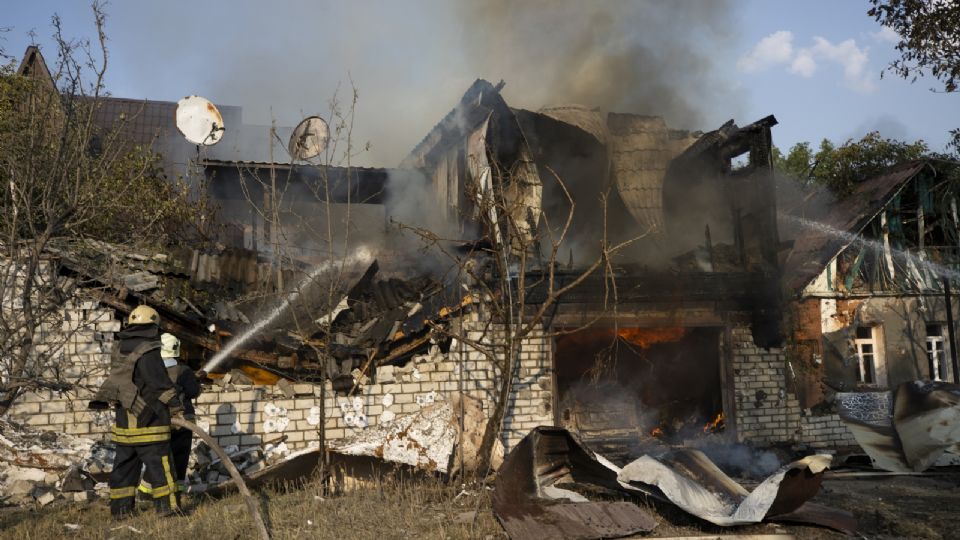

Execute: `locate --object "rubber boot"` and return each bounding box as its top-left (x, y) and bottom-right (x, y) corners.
top-left (154, 495), bottom-right (182, 517)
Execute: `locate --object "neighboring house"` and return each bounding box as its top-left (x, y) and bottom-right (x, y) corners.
top-left (781, 159), bottom-right (960, 411)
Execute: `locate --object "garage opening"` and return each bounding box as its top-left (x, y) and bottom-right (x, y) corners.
top-left (555, 326), bottom-right (725, 462)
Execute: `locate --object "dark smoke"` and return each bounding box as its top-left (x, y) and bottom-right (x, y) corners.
top-left (459, 0), bottom-right (741, 129)
top-left (94, 1), bottom-right (741, 167)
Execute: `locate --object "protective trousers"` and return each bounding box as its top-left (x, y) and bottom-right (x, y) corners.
top-left (170, 428), bottom-right (193, 484)
top-left (110, 442), bottom-right (179, 517)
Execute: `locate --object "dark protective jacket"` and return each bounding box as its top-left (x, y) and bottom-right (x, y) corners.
top-left (165, 363), bottom-right (200, 420)
top-left (110, 324), bottom-right (183, 445)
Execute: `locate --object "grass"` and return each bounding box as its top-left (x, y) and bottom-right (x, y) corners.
top-left (3, 472), bottom-right (958, 539)
top-left (0, 476), bottom-right (504, 540)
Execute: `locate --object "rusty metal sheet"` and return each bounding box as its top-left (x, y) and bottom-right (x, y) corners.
top-left (492, 427), bottom-right (657, 540)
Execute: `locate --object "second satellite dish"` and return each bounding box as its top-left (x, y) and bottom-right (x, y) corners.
top-left (288, 116), bottom-right (330, 160)
top-left (176, 95), bottom-right (225, 146)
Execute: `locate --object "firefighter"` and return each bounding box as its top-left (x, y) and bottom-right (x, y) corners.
top-left (92, 305), bottom-right (184, 518)
top-left (139, 333), bottom-right (201, 506)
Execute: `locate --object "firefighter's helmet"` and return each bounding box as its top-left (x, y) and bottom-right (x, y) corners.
top-left (128, 305), bottom-right (160, 325)
top-left (160, 333), bottom-right (180, 358)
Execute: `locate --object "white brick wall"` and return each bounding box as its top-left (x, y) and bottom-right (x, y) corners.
top-left (730, 326), bottom-right (857, 448)
top-left (7, 302), bottom-right (856, 454)
top-left (8, 308), bottom-right (556, 454)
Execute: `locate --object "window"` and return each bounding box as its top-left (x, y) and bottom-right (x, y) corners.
top-left (854, 326), bottom-right (886, 386)
top-left (926, 324), bottom-right (949, 381)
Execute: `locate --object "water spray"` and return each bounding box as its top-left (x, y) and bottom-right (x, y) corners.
top-left (203, 246), bottom-right (374, 373)
top-left (783, 214), bottom-right (960, 282)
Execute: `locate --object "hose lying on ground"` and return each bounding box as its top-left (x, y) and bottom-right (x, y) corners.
top-left (171, 417), bottom-right (271, 540)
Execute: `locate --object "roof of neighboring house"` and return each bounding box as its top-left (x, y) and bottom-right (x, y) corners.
top-left (89, 96), bottom-right (178, 150)
top-left (782, 160), bottom-right (930, 293)
top-left (16, 46), bottom-right (55, 86)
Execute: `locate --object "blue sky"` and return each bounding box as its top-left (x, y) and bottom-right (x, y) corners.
top-left (3, 1), bottom-right (956, 165)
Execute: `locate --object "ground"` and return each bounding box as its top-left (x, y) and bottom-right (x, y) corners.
top-left (1, 471), bottom-right (958, 539)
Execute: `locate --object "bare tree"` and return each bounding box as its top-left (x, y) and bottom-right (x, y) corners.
top-left (0, 3), bottom-right (205, 415)
top-left (402, 159), bottom-right (648, 473)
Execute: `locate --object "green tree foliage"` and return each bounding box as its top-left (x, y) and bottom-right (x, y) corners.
top-left (868, 0), bottom-right (960, 152)
top-left (775, 132), bottom-right (928, 196)
top-left (0, 64), bottom-right (204, 247)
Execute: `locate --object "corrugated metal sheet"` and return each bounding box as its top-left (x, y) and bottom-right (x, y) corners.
top-left (607, 113), bottom-right (699, 232)
top-left (782, 161), bottom-right (928, 293)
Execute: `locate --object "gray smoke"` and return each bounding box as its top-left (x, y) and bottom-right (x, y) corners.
top-left (89, 1), bottom-right (741, 167)
top-left (692, 441), bottom-right (784, 479)
top-left (459, 0), bottom-right (740, 129)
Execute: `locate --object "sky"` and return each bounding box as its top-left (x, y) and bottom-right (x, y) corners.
top-left (2, 1), bottom-right (956, 166)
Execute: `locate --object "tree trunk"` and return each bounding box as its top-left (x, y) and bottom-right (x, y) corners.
top-left (0, 387), bottom-right (21, 418)
top-left (476, 340), bottom-right (518, 475)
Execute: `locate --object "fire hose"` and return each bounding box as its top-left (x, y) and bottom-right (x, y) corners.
top-left (170, 417), bottom-right (270, 540)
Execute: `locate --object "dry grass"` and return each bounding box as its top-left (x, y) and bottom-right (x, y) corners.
top-left (0, 477), bottom-right (505, 540)
top-left (3, 473), bottom-right (959, 539)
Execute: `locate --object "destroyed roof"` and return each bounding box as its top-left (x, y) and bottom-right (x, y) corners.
top-left (400, 78), bottom-right (505, 169)
top-left (782, 160), bottom-right (930, 293)
top-left (536, 105), bottom-right (608, 144)
top-left (608, 113), bottom-right (702, 231)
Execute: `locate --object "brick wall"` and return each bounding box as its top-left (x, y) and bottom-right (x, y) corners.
top-left (7, 298), bottom-right (861, 455)
top-left (730, 325), bottom-right (857, 448)
top-left (5, 300), bottom-right (118, 437)
top-left (7, 307), bottom-right (555, 455)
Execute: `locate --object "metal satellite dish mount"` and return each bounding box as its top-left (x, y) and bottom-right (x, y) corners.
top-left (176, 95), bottom-right (225, 146)
top-left (288, 116), bottom-right (330, 161)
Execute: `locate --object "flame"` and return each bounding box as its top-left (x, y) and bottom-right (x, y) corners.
top-left (617, 327), bottom-right (687, 348)
top-left (650, 426), bottom-right (664, 438)
top-left (703, 411), bottom-right (725, 433)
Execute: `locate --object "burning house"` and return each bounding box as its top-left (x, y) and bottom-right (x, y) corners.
top-left (395, 78), bottom-right (793, 455)
top-left (2, 48), bottom-right (889, 507)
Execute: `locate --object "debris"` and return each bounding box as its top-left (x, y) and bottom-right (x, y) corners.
top-left (492, 427), bottom-right (856, 539)
top-left (617, 449), bottom-right (833, 526)
top-left (64, 523), bottom-right (81, 531)
top-left (276, 379), bottom-right (296, 398)
top-left (838, 380), bottom-right (960, 472)
top-left (329, 401), bottom-right (457, 472)
top-left (171, 417), bottom-right (270, 540)
top-left (35, 490), bottom-right (56, 507)
top-left (492, 427), bottom-right (657, 540)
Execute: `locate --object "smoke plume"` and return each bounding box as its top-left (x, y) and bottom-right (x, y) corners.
top-left (95, 1), bottom-right (740, 167)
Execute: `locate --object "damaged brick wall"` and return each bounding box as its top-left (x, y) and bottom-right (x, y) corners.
top-left (7, 303), bottom-right (555, 462)
top-left (5, 301), bottom-right (118, 436)
top-left (731, 326), bottom-right (857, 448)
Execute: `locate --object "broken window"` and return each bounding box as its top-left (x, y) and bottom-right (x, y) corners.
top-left (925, 324), bottom-right (949, 381)
top-left (854, 326), bottom-right (885, 386)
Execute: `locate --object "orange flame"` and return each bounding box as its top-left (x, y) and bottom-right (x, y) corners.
top-left (650, 427), bottom-right (664, 438)
top-left (617, 327), bottom-right (687, 348)
top-left (703, 411), bottom-right (725, 433)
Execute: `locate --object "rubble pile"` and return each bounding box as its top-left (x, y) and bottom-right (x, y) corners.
top-left (0, 417), bottom-right (104, 507)
top-left (186, 441), bottom-right (290, 491)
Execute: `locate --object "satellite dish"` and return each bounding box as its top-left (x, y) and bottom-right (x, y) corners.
top-left (176, 95), bottom-right (225, 146)
top-left (288, 116), bottom-right (329, 160)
